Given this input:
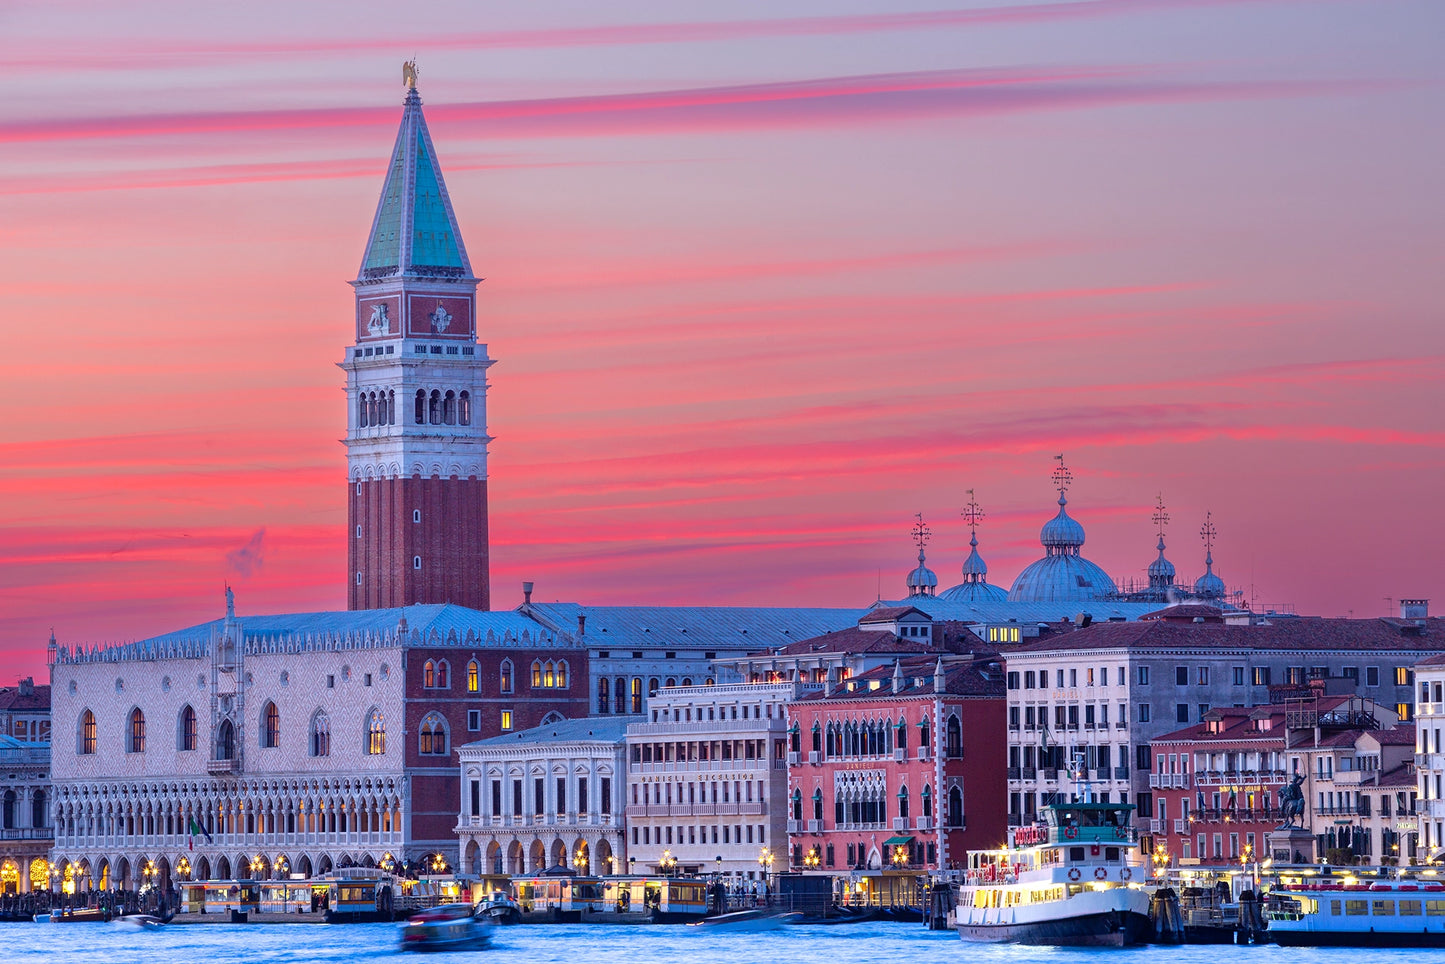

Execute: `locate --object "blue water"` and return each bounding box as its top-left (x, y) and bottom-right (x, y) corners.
top-left (0, 921), bottom-right (1425, 964)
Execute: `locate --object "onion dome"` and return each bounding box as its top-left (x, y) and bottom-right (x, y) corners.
top-left (939, 532), bottom-right (1008, 603)
top-left (907, 548), bottom-right (938, 598)
top-left (1148, 536), bottom-right (1176, 589)
top-left (1193, 550), bottom-right (1225, 598)
top-left (1040, 493), bottom-right (1086, 550)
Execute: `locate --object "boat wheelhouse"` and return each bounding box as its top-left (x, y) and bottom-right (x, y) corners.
top-left (955, 801), bottom-right (1152, 946)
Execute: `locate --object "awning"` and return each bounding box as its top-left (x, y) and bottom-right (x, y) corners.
top-left (883, 836), bottom-right (914, 847)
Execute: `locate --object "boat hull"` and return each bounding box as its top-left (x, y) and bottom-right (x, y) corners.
top-left (1271, 928), bottom-right (1445, 948)
top-left (957, 909), bottom-right (1152, 947)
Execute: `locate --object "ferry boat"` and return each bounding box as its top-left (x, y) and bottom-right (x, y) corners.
top-left (954, 801), bottom-right (1152, 946)
top-left (511, 875), bottom-right (710, 924)
top-left (1266, 876), bottom-right (1445, 946)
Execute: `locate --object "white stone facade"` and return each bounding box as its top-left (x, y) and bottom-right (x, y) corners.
top-left (625, 683), bottom-right (792, 880)
top-left (456, 717), bottom-right (628, 877)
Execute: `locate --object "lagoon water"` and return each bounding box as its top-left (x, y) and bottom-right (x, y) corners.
top-left (0, 921), bottom-right (1422, 964)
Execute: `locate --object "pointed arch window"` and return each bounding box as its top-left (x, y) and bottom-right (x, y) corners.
top-left (79, 710), bottom-right (96, 755)
top-left (179, 705), bottom-right (197, 751)
top-left (367, 710), bottom-right (386, 755)
top-left (419, 713), bottom-right (448, 756)
top-left (414, 390), bottom-right (425, 424)
top-left (436, 659), bottom-right (449, 689)
top-left (429, 390), bottom-right (442, 424)
top-left (897, 784), bottom-right (910, 819)
top-left (129, 708), bottom-right (146, 753)
top-left (543, 661), bottom-right (556, 688)
top-left (216, 719), bottom-right (235, 760)
top-left (424, 660), bottom-right (437, 688)
top-left (792, 788), bottom-right (803, 821)
top-left (531, 661), bottom-right (542, 688)
top-left (261, 701), bottom-right (279, 748)
top-left (946, 716), bottom-right (962, 758)
top-left (358, 394), bottom-right (369, 428)
top-left (947, 786), bottom-right (964, 827)
top-left (921, 784), bottom-right (933, 818)
top-left (467, 660), bottom-right (479, 693)
top-left (555, 660), bottom-right (568, 688)
top-left (500, 659), bottom-right (513, 694)
top-left (813, 787), bottom-right (824, 821)
top-left (597, 677), bottom-right (610, 714)
top-left (311, 711), bottom-right (331, 758)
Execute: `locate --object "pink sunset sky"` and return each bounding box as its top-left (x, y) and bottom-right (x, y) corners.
top-left (1, 0), bottom-right (1442, 679)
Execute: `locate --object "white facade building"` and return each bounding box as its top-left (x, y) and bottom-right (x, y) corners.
top-left (455, 717), bottom-right (629, 877)
top-left (624, 683), bottom-right (792, 880)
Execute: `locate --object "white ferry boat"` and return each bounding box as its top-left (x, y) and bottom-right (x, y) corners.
top-left (1266, 877), bottom-right (1445, 946)
top-left (954, 801), bottom-right (1152, 946)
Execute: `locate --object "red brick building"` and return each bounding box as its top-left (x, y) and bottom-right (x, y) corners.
top-left (785, 654), bottom-right (1006, 904)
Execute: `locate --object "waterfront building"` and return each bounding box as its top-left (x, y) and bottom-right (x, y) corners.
top-left (0, 676), bottom-right (50, 744)
top-left (624, 682), bottom-right (793, 880)
top-left (518, 594), bottom-right (862, 717)
top-left (48, 602), bottom-right (582, 893)
top-left (784, 654), bottom-right (1007, 905)
top-left (1149, 695), bottom-right (1416, 867)
top-left (455, 717), bottom-right (629, 877)
top-left (1003, 603), bottom-right (1444, 851)
top-left (0, 737), bottom-right (51, 894)
top-left (1409, 618), bottom-right (1445, 860)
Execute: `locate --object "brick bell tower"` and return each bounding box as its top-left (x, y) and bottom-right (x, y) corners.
top-left (345, 69), bottom-right (492, 610)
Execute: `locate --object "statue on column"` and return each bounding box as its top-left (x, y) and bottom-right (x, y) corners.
top-left (1277, 774), bottom-right (1306, 829)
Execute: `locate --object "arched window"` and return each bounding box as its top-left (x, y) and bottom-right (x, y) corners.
top-left (664, 677), bottom-right (676, 688)
top-left (613, 676), bottom-right (626, 714)
top-left (261, 701), bottom-right (279, 748)
top-left (812, 721), bottom-right (822, 754)
top-left (424, 660), bottom-right (436, 688)
top-left (630, 677), bottom-right (642, 714)
top-left (419, 713), bottom-right (448, 756)
top-left (358, 394), bottom-right (369, 427)
top-left (946, 716), bottom-right (962, 758)
top-left (429, 390), bottom-right (441, 424)
top-left (467, 660), bottom-right (479, 693)
top-left (648, 677), bottom-right (659, 698)
top-left (813, 787), bottom-right (824, 820)
top-left (792, 789), bottom-right (803, 821)
top-left (368, 392), bottom-right (378, 426)
top-left (367, 710), bottom-right (386, 755)
top-left (897, 784), bottom-right (910, 819)
top-left (544, 661), bottom-right (556, 688)
top-left (216, 719), bottom-right (235, 760)
top-left (597, 677), bottom-right (610, 714)
top-left (500, 659), bottom-right (513, 694)
top-left (443, 390), bottom-right (456, 425)
top-left (948, 787), bottom-right (964, 827)
top-left (311, 711), bottom-right (331, 757)
top-left (2, 790), bottom-right (14, 829)
top-left (530, 661), bottom-right (542, 688)
top-left (178, 705), bottom-right (196, 751)
top-left (921, 784), bottom-right (933, 818)
top-left (414, 390), bottom-right (425, 424)
top-left (129, 708), bottom-right (146, 753)
top-left (387, 389), bottom-right (396, 425)
top-left (436, 660), bottom-right (449, 689)
top-left (555, 661), bottom-right (567, 688)
top-left (682, 677), bottom-right (693, 687)
top-left (458, 391), bottom-right (471, 425)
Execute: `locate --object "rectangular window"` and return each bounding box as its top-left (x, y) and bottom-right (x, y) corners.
top-left (1197, 667), bottom-right (1210, 685)
top-left (534, 778), bottom-right (544, 814)
top-left (326, 675), bottom-right (335, 689)
top-left (1345, 900), bottom-right (1367, 916)
top-left (601, 778), bottom-right (611, 814)
top-left (1057, 669), bottom-right (1065, 688)
top-left (1374, 900), bottom-right (1396, 916)
top-left (1176, 666), bottom-right (1189, 686)
top-left (1401, 900), bottom-right (1423, 916)
top-left (1198, 704), bottom-right (1211, 721)
top-left (556, 778), bottom-right (567, 814)
top-left (501, 709), bottom-right (513, 731)
top-left (1252, 667), bottom-right (1270, 686)
top-left (512, 780), bottom-right (522, 816)
top-left (467, 710), bottom-right (481, 731)
top-left (1428, 900), bottom-right (1445, 916)
top-left (364, 673), bottom-right (372, 687)
top-left (1367, 666), bottom-right (1380, 687)
top-left (1232, 666), bottom-right (1245, 686)
top-left (1007, 671), bottom-right (1020, 689)
top-left (1024, 671), bottom-right (1036, 689)
top-left (1138, 703), bottom-right (1151, 723)
top-left (1138, 666), bottom-right (1150, 686)
top-left (1087, 668), bottom-right (1095, 686)
top-left (491, 780), bottom-right (502, 815)
top-left (1397, 667), bottom-right (1414, 686)
top-left (1176, 704), bottom-right (1190, 723)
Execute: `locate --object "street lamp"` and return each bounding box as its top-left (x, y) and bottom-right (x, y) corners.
top-left (891, 845), bottom-right (909, 868)
top-left (659, 850), bottom-right (677, 878)
top-left (628, 856), bottom-right (636, 877)
top-left (575, 848), bottom-right (588, 873)
top-left (381, 853), bottom-right (396, 873)
top-left (804, 848), bottom-right (820, 870)
top-left (429, 854), bottom-right (448, 875)
top-left (758, 847), bottom-right (774, 887)
top-left (176, 857), bottom-right (191, 880)
top-left (715, 855), bottom-right (723, 878)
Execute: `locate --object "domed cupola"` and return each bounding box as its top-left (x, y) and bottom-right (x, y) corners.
top-left (1147, 494), bottom-right (1176, 589)
top-left (905, 513), bottom-right (937, 598)
top-left (1008, 455), bottom-right (1118, 603)
top-left (1192, 511), bottom-right (1226, 599)
top-left (939, 490), bottom-right (1008, 603)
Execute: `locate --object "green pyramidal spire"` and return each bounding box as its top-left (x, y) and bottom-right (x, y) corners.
top-left (359, 86), bottom-right (472, 280)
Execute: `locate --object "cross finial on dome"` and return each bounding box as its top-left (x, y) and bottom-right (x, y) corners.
top-left (912, 512), bottom-right (932, 552)
top-left (1200, 511), bottom-right (1217, 560)
top-left (1052, 453), bottom-right (1073, 500)
top-left (961, 489), bottom-right (984, 535)
top-left (1152, 493), bottom-right (1169, 541)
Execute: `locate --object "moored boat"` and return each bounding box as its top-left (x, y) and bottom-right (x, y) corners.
top-left (1266, 878), bottom-right (1445, 946)
top-left (400, 903), bottom-right (493, 951)
top-left (954, 801), bottom-right (1152, 946)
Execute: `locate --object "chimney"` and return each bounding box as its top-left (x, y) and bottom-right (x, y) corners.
top-left (522, 581), bottom-right (534, 605)
top-left (577, 612), bottom-right (586, 637)
top-left (18, 677), bottom-right (33, 697)
top-left (933, 656), bottom-right (946, 693)
top-left (1402, 599), bottom-right (1429, 623)
top-left (891, 659), bottom-right (904, 695)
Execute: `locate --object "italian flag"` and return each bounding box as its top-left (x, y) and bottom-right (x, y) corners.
top-left (187, 817), bottom-right (213, 850)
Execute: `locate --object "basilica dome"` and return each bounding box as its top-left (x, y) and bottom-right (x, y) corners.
top-left (1008, 493), bottom-right (1118, 603)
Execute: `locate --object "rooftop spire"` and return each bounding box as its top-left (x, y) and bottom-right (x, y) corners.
top-left (358, 67), bottom-right (473, 282)
top-left (1147, 493), bottom-right (1175, 589)
top-left (906, 512), bottom-right (937, 598)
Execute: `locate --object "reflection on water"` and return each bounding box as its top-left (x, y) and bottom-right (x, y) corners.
top-left (0, 920), bottom-right (1429, 964)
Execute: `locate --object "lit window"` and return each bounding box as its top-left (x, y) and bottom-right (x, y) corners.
top-left (80, 710), bottom-right (96, 755)
top-left (129, 708), bottom-right (146, 753)
top-left (367, 710), bottom-right (386, 755)
top-left (467, 660), bottom-right (479, 693)
top-left (262, 701), bottom-right (279, 748)
top-left (419, 713), bottom-right (448, 755)
top-left (500, 710), bottom-right (513, 731)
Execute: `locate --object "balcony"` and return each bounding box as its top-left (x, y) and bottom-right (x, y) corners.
top-left (1173, 819), bottom-right (1187, 834)
top-left (206, 758), bottom-right (239, 775)
top-left (787, 820), bottom-right (804, 834)
top-left (1114, 766), bottom-right (1130, 780)
top-left (1007, 767), bottom-right (1021, 780)
top-left (1423, 754), bottom-right (1445, 772)
top-left (894, 749), bottom-right (906, 763)
top-left (0, 828), bottom-right (52, 841)
top-left (807, 819), bottom-right (824, 832)
top-left (915, 817), bottom-right (933, 831)
top-left (1425, 800), bottom-right (1445, 819)
top-left (1021, 767), bottom-right (1037, 780)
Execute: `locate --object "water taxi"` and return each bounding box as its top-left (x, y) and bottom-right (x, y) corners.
top-left (400, 902), bottom-right (493, 951)
top-left (1266, 876), bottom-right (1445, 946)
top-left (955, 801), bottom-right (1152, 946)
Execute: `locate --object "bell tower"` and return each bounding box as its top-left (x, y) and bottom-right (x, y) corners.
top-left (344, 67), bottom-right (492, 611)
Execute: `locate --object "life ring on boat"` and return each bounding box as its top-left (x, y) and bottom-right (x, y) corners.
top-left (1068, 867), bottom-right (1082, 882)
top-left (1115, 825), bottom-right (1128, 839)
top-left (1064, 826), bottom-right (1079, 839)
top-left (1120, 867), bottom-right (1133, 881)
top-left (1094, 867), bottom-right (1108, 881)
